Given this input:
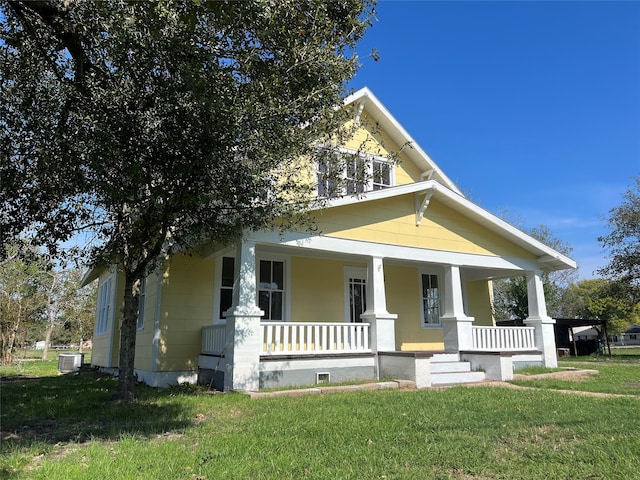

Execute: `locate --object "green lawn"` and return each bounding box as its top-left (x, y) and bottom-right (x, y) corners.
top-left (2, 355), bottom-right (639, 480)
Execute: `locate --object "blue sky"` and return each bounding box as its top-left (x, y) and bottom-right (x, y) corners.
top-left (348, 0), bottom-right (640, 279)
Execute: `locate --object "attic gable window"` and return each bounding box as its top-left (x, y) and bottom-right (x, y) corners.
top-left (316, 148), bottom-right (394, 198)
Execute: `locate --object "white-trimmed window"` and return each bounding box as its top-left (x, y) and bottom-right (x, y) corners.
top-left (218, 256), bottom-right (235, 319)
top-left (136, 277), bottom-right (147, 330)
top-left (215, 256), bottom-right (287, 322)
top-left (316, 148), bottom-right (394, 197)
top-left (96, 276), bottom-right (112, 335)
top-left (372, 159), bottom-right (392, 190)
top-left (421, 273), bottom-right (441, 326)
top-left (259, 259), bottom-right (285, 321)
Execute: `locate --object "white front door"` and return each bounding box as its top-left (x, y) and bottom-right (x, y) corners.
top-left (344, 267), bottom-right (367, 323)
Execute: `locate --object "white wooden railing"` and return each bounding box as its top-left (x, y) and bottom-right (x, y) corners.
top-left (262, 322), bottom-right (370, 355)
top-left (202, 322), bottom-right (371, 357)
top-left (471, 326), bottom-right (536, 351)
top-left (201, 324), bottom-right (226, 356)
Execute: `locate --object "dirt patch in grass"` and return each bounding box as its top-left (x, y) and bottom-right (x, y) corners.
top-left (513, 369), bottom-right (599, 382)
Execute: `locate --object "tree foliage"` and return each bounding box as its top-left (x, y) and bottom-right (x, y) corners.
top-left (1, 0), bottom-right (375, 398)
top-left (492, 224), bottom-right (576, 322)
top-left (0, 240), bottom-right (96, 364)
top-left (0, 240), bottom-right (48, 364)
top-left (598, 177), bottom-right (640, 302)
top-left (562, 279), bottom-right (639, 336)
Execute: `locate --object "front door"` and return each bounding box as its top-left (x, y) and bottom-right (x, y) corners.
top-left (345, 267), bottom-right (367, 323)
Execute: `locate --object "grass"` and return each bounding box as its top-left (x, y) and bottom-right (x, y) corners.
top-left (2, 354), bottom-right (640, 480)
top-left (1, 350), bottom-right (92, 379)
top-left (509, 352), bottom-right (640, 396)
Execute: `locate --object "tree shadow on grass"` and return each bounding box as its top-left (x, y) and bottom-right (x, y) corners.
top-left (0, 369), bottom-right (201, 448)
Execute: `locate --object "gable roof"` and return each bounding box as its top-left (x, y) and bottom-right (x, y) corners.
top-left (318, 179), bottom-right (577, 272)
top-left (344, 87), bottom-right (463, 195)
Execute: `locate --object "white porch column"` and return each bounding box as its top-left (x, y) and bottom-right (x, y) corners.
top-left (440, 265), bottom-right (474, 352)
top-left (360, 256), bottom-right (397, 353)
top-left (223, 240), bottom-right (264, 392)
top-left (523, 271), bottom-right (558, 367)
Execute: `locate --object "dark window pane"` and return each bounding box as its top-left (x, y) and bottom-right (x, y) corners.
top-left (271, 292), bottom-right (283, 321)
top-left (220, 289), bottom-right (233, 318)
top-left (259, 291), bottom-right (270, 319)
top-left (222, 257), bottom-right (235, 287)
top-left (259, 260), bottom-right (271, 289)
top-left (273, 261), bottom-right (284, 290)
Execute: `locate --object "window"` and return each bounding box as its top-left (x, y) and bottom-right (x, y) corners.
top-left (137, 277), bottom-right (146, 330)
top-left (421, 274), bottom-right (440, 326)
top-left (316, 149), bottom-right (393, 197)
top-left (372, 159), bottom-right (392, 190)
top-left (348, 277), bottom-right (367, 323)
top-left (346, 156), bottom-right (366, 195)
top-left (96, 276), bottom-right (112, 335)
top-left (259, 259), bottom-right (285, 321)
top-left (219, 257), bottom-right (235, 319)
top-left (317, 159), bottom-right (340, 198)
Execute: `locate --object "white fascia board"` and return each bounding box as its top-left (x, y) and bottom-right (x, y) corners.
top-left (309, 179), bottom-right (577, 272)
top-left (80, 267), bottom-right (102, 287)
top-left (248, 229), bottom-right (540, 273)
top-left (344, 88), bottom-right (463, 196)
top-left (315, 181), bottom-right (434, 210)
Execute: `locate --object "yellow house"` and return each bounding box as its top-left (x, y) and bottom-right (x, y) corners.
top-left (87, 88), bottom-right (576, 391)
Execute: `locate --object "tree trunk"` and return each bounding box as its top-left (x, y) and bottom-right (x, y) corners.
top-left (41, 322), bottom-right (54, 361)
top-left (42, 301), bottom-right (58, 361)
top-left (3, 300), bottom-right (22, 365)
top-left (115, 272), bottom-right (139, 401)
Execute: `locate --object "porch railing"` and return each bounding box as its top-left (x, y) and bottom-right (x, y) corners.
top-left (262, 322), bottom-right (370, 355)
top-left (201, 324), bottom-right (226, 356)
top-left (471, 326), bottom-right (536, 351)
top-left (202, 322), bottom-right (371, 357)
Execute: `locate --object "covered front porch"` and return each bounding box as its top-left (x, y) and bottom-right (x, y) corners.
top-left (198, 237), bottom-right (558, 391)
top-left (199, 317), bottom-right (546, 390)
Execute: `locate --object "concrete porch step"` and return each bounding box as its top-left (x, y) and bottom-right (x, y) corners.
top-left (430, 353), bottom-right (460, 363)
top-left (430, 361), bottom-right (472, 373)
top-left (431, 370), bottom-right (486, 386)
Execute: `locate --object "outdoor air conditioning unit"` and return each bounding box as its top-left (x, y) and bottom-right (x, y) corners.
top-left (58, 353), bottom-right (84, 373)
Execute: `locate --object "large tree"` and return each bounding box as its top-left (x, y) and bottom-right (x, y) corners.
top-left (1, 0), bottom-right (375, 399)
top-left (598, 177), bottom-right (640, 302)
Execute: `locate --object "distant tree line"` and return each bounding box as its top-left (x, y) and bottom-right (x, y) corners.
top-left (0, 239), bottom-right (96, 365)
top-left (493, 177), bottom-right (640, 338)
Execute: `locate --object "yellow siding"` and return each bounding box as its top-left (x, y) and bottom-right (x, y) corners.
top-left (156, 254), bottom-right (215, 371)
top-left (465, 279), bottom-right (494, 326)
top-left (289, 260), bottom-right (445, 351)
top-left (384, 265), bottom-right (445, 351)
top-left (344, 113), bottom-right (422, 186)
top-left (290, 257), bottom-right (366, 323)
top-left (316, 195), bottom-right (536, 259)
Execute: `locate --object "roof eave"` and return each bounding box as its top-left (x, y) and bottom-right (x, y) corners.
top-left (344, 88), bottom-right (463, 196)
top-left (315, 180), bottom-right (577, 272)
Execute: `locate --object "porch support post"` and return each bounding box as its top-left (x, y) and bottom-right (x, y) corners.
top-left (440, 265), bottom-right (474, 352)
top-left (523, 271), bottom-right (558, 367)
top-left (361, 257), bottom-right (397, 354)
top-left (223, 240), bottom-right (264, 392)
